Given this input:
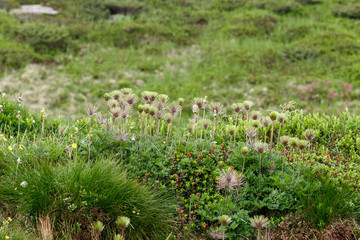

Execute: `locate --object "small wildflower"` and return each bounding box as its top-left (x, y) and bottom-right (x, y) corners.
top-left (8, 146), bottom-right (12, 151)
top-left (5, 236), bottom-right (10, 240)
top-left (72, 143), bottom-right (77, 149)
top-left (17, 158), bottom-right (21, 164)
top-left (8, 217), bottom-right (12, 222)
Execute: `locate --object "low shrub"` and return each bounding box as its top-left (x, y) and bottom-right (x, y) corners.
top-left (251, 0), bottom-right (300, 14)
top-left (332, 4), bottom-right (360, 19)
top-left (0, 39), bottom-right (41, 69)
top-left (223, 10), bottom-right (278, 37)
top-left (15, 21), bottom-right (72, 53)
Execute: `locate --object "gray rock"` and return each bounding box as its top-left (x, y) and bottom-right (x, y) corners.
top-left (10, 4), bottom-right (58, 15)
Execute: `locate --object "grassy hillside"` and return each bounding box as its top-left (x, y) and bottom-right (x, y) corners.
top-left (1, 0), bottom-right (360, 118)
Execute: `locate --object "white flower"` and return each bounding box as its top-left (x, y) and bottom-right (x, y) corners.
top-left (20, 181), bottom-right (28, 188)
top-left (131, 136), bottom-right (136, 141)
top-left (17, 158), bottom-right (21, 164)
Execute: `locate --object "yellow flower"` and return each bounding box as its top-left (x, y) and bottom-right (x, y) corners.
top-left (8, 217), bottom-right (12, 222)
top-left (5, 236), bottom-right (10, 239)
top-left (8, 146), bottom-right (12, 151)
top-left (3, 137), bottom-right (7, 141)
top-left (10, 136), bottom-right (13, 139)
top-left (72, 143), bottom-right (77, 149)
top-left (19, 145), bottom-right (23, 150)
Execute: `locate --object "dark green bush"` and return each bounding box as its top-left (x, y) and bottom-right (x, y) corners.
top-left (251, 0), bottom-right (300, 14)
top-left (0, 40), bottom-right (41, 69)
top-left (15, 21), bottom-right (71, 53)
top-left (223, 10), bottom-right (278, 37)
top-left (332, 4), bottom-right (360, 19)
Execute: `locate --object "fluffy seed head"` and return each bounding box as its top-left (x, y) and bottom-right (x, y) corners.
top-left (201, 119), bottom-right (212, 129)
top-left (110, 90), bottom-right (122, 100)
top-left (303, 129), bottom-right (317, 141)
top-left (120, 88), bottom-right (133, 96)
top-left (298, 140), bottom-right (308, 150)
top-left (217, 168), bottom-right (244, 191)
top-left (262, 116), bottom-right (272, 127)
top-left (250, 215), bottom-right (269, 230)
top-left (104, 93), bottom-right (110, 101)
top-left (254, 141), bottom-right (268, 154)
top-left (245, 127), bottom-right (258, 138)
top-left (280, 136), bottom-right (290, 147)
top-left (243, 101), bottom-right (253, 111)
top-left (143, 104), bottom-right (150, 114)
top-left (227, 125), bottom-right (237, 136)
top-left (157, 94), bottom-right (169, 104)
top-left (93, 221), bottom-right (104, 232)
top-left (84, 105), bottom-right (98, 116)
top-left (210, 102), bottom-right (224, 116)
top-left (155, 108), bottom-right (164, 120)
top-left (164, 113), bottom-right (173, 124)
top-left (192, 97), bottom-right (206, 109)
top-left (168, 102), bottom-right (180, 116)
top-left (138, 104), bottom-right (144, 114)
top-left (254, 142), bottom-right (268, 154)
top-left (124, 93), bottom-right (138, 105)
top-left (251, 111), bottom-right (261, 120)
top-left (290, 137), bottom-right (299, 149)
top-left (269, 111), bottom-right (278, 121)
top-left (209, 226), bottom-right (225, 239)
top-left (108, 99), bottom-right (118, 109)
top-left (252, 120), bottom-right (260, 129)
top-left (241, 146), bottom-right (249, 156)
top-left (277, 113), bottom-right (287, 123)
top-left (219, 215), bottom-right (232, 226)
top-left (148, 91), bottom-right (158, 102)
top-left (231, 103), bottom-right (243, 113)
top-left (116, 216), bottom-right (130, 230)
top-left (192, 105), bottom-right (199, 114)
top-left (149, 107), bottom-right (156, 116)
top-left (110, 107), bottom-right (121, 118)
top-left (187, 123), bottom-right (194, 133)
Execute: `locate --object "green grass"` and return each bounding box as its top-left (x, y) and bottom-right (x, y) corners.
top-left (0, 0), bottom-right (360, 117)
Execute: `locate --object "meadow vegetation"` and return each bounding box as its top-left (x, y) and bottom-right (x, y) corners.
top-left (1, 0), bottom-right (360, 117)
top-left (1, 0), bottom-right (360, 239)
top-left (0, 89), bottom-right (360, 239)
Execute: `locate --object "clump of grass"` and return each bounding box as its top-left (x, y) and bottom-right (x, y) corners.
top-left (0, 159), bottom-right (177, 239)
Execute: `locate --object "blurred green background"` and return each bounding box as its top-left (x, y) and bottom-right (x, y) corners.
top-left (1, 0), bottom-right (360, 118)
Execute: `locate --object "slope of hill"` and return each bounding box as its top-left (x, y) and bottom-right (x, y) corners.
top-left (1, 0), bottom-right (360, 117)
